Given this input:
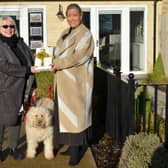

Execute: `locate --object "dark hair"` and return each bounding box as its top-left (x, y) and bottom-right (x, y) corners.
top-left (62, 27), bottom-right (72, 40)
top-left (62, 4), bottom-right (82, 40)
top-left (66, 3), bottom-right (82, 16)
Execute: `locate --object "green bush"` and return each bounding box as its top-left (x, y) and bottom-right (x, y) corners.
top-left (146, 54), bottom-right (168, 83)
top-left (119, 132), bottom-right (161, 168)
top-left (135, 86), bottom-right (165, 141)
top-left (135, 86), bottom-right (152, 132)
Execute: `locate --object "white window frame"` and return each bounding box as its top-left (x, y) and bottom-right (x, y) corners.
top-left (81, 5), bottom-right (147, 75)
top-left (0, 5), bottom-right (46, 48)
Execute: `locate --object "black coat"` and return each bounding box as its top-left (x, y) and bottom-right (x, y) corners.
top-left (0, 37), bottom-right (35, 126)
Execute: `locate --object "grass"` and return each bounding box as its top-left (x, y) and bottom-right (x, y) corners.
top-left (146, 54), bottom-right (168, 83)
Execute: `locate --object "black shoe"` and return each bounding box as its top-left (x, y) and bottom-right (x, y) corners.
top-left (60, 146), bottom-right (72, 156)
top-left (0, 150), bottom-right (3, 161)
top-left (79, 145), bottom-right (88, 157)
top-left (9, 148), bottom-right (24, 160)
top-left (68, 145), bottom-right (88, 166)
top-left (0, 150), bottom-right (5, 161)
top-left (68, 146), bottom-right (80, 166)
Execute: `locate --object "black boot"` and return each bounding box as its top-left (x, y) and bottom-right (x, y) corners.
top-left (68, 145), bottom-right (88, 166)
top-left (0, 150), bottom-right (5, 161)
top-left (9, 148), bottom-right (24, 160)
top-left (69, 146), bottom-right (80, 166)
top-left (0, 148), bottom-right (11, 162)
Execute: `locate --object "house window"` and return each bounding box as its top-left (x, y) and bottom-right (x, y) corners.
top-left (99, 12), bottom-right (121, 69)
top-left (82, 6), bottom-right (146, 75)
top-left (130, 11), bottom-right (144, 71)
top-left (0, 6), bottom-right (46, 51)
top-left (28, 9), bottom-right (44, 50)
top-left (0, 11), bottom-right (20, 35)
top-left (82, 8), bottom-right (90, 29)
top-left (83, 11), bottom-right (90, 29)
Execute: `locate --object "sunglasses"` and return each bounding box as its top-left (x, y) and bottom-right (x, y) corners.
top-left (1, 25), bottom-right (15, 29)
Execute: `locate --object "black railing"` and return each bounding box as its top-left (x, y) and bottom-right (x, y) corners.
top-left (94, 65), bottom-right (168, 147)
top-left (135, 82), bottom-right (168, 147)
top-left (93, 66), bottom-right (135, 146)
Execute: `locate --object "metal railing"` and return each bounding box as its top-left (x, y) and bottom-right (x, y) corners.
top-left (94, 65), bottom-right (168, 147)
top-left (135, 82), bottom-right (168, 147)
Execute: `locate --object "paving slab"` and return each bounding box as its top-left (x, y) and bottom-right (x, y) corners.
top-left (0, 124), bottom-right (97, 168)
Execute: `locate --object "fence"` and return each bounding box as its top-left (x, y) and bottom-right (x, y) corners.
top-left (93, 65), bottom-right (168, 147)
top-left (135, 83), bottom-right (168, 147)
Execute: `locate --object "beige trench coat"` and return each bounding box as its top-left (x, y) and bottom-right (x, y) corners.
top-left (53, 24), bottom-right (94, 133)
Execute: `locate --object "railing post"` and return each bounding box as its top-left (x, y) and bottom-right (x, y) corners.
top-left (142, 85), bottom-right (147, 132)
top-left (113, 66), bottom-right (121, 144)
top-left (128, 73), bottom-right (135, 134)
top-left (164, 84), bottom-right (168, 148)
top-left (154, 85), bottom-right (158, 134)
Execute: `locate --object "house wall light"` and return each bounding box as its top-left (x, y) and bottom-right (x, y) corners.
top-left (56, 4), bottom-right (65, 19)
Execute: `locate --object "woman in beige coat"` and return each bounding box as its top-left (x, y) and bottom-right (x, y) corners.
top-left (52, 3), bottom-right (94, 166)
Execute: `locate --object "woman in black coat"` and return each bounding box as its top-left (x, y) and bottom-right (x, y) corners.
top-left (0, 16), bottom-right (39, 161)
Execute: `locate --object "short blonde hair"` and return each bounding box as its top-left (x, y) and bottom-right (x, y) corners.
top-left (0, 16), bottom-right (18, 36)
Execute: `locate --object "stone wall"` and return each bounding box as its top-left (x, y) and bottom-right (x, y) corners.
top-left (160, 14), bottom-right (168, 75)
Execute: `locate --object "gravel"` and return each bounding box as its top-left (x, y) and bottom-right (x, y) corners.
top-left (91, 133), bottom-right (121, 168)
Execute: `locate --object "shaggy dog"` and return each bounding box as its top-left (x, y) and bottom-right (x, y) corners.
top-left (25, 97), bottom-right (54, 160)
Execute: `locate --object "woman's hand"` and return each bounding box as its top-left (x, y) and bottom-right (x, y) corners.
top-left (50, 64), bottom-right (57, 72)
top-left (30, 66), bottom-right (41, 73)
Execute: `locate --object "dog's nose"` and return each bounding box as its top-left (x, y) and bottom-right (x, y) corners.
top-left (38, 120), bottom-right (42, 124)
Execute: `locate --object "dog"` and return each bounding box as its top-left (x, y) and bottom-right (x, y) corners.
top-left (25, 97), bottom-right (55, 160)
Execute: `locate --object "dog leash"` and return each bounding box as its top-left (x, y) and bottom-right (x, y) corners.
top-left (31, 93), bottom-right (37, 106)
top-left (23, 93), bottom-right (37, 122)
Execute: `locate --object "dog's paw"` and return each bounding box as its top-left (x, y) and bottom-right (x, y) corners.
top-left (44, 153), bottom-right (54, 160)
top-left (26, 153), bottom-right (36, 159)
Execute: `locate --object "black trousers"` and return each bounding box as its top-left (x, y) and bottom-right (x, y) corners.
top-left (0, 124), bottom-right (21, 150)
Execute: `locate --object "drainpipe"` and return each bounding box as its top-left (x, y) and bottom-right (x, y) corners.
top-left (153, 0), bottom-right (157, 66)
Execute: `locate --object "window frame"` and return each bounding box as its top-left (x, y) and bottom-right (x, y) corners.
top-left (81, 5), bottom-right (147, 75)
top-left (0, 5), bottom-right (46, 48)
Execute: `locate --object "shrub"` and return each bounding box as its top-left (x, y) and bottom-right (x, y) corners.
top-left (135, 86), bottom-right (152, 133)
top-left (118, 132), bottom-right (161, 168)
top-left (135, 86), bottom-right (165, 142)
top-left (146, 54), bottom-right (166, 83)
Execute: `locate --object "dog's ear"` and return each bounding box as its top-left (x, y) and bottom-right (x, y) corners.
top-left (44, 110), bottom-right (53, 127)
top-left (27, 107), bottom-right (36, 115)
top-left (26, 107), bottom-right (36, 126)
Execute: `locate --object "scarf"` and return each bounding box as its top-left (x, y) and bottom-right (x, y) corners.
top-left (0, 34), bottom-right (28, 65)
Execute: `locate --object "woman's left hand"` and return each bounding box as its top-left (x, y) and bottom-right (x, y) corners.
top-left (31, 66), bottom-right (41, 73)
top-left (50, 64), bottom-right (57, 72)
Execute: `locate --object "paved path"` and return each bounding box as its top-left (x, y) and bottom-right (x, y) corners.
top-left (0, 124), bottom-right (97, 168)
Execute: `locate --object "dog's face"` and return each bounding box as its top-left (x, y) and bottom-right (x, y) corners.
top-left (26, 107), bottom-right (52, 129)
